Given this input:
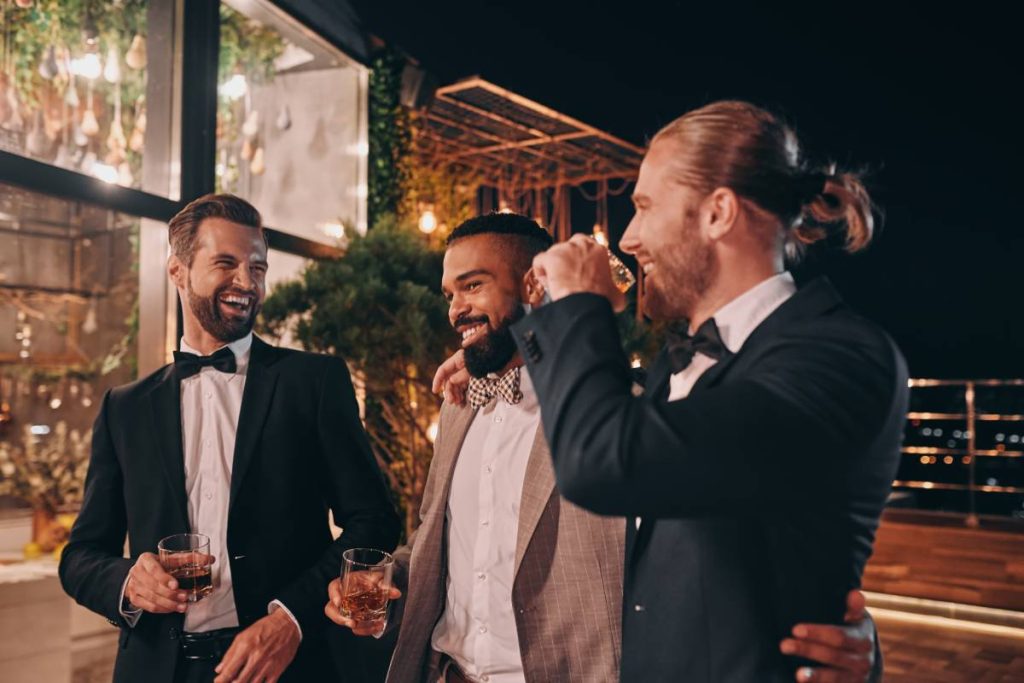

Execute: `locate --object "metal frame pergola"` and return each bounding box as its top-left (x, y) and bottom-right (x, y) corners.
top-left (414, 77), bottom-right (644, 241)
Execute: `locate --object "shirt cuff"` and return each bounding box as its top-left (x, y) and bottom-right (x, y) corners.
top-left (119, 574), bottom-right (143, 627)
top-left (268, 599), bottom-right (302, 642)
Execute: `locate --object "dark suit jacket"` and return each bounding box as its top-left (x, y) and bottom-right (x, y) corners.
top-left (511, 278), bottom-right (908, 682)
top-left (59, 336), bottom-right (400, 683)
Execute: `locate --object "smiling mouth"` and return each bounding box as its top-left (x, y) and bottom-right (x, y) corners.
top-left (458, 323), bottom-right (488, 348)
top-left (218, 293), bottom-right (253, 316)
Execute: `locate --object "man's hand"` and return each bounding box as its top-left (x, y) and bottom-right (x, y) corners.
top-left (325, 576), bottom-right (402, 637)
top-left (532, 234), bottom-right (626, 312)
top-left (213, 610), bottom-right (300, 683)
top-left (779, 589), bottom-right (876, 682)
top-left (125, 551), bottom-right (207, 614)
top-left (432, 349), bottom-right (470, 406)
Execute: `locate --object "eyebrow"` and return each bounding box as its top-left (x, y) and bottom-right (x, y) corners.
top-left (454, 268), bottom-right (492, 282)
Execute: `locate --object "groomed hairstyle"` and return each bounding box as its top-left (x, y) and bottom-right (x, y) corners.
top-left (168, 193), bottom-right (265, 265)
top-left (447, 212), bottom-right (554, 275)
top-left (652, 100), bottom-right (877, 260)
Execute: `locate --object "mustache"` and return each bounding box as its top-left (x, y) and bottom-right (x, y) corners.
top-left (453, 314), bottom-right (489, 329)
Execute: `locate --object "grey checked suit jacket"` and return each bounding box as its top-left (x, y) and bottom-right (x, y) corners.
top-left (385, 400), bottom-right (626, 683)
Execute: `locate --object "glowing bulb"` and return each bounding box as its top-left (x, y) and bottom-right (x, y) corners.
top-left (427, 420), bottom-right (439, 443)
top-left (90, 163), bottom-right (119, 184)
top-left (498, 203), bottom-right (513, 214)
top-left (319, 222), bottom-right (345, 241)
top-left (219, 73), bottom-right (248, 100)
top-left (592, 224), bottom-right (609, 246)
top-left (419, 210), bottom-right (437, 234)
top-left (72, 53), bottom-right (102, 80)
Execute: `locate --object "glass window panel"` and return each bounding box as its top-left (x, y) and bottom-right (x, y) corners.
top-left (217, 0), bottom-right (368, 258)
top-left (0, 183), bottom-right (140, 514)
top-left (0, 0), bottom-right (180, 198)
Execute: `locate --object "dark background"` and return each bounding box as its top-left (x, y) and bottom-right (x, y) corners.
top-left (351, 0), bottom-right (1020, 378)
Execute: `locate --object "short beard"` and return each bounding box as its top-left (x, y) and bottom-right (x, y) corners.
top-left (462, 306), bottom-right (525, 378)
top-left (642, 219), bottom-right (718, 322)
top-left (186, 279), bottom-right (260, 344)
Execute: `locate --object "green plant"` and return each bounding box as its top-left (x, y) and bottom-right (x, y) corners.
top-left (259, 214), bottom-right (457, 538)
top-left (367, 48), bottom-right (411, 230)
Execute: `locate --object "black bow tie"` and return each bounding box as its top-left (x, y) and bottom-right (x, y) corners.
top-left (665, 318), bottom-right (731, 373)
top-left (173, 346), bottom-right (237, 379)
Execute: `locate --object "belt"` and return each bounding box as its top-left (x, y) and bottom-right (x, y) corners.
top-left (437, 652), bottom-right (473, 683)
top-left (178, 627), bottom-right (240, 661)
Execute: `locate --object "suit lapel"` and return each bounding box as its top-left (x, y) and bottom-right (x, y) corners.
top-left (229, 337), bottom-right (278, 512)
top-left (514, 424), bottom-right (556, 577)
top-left (145, 366), bottom-right (190, 531)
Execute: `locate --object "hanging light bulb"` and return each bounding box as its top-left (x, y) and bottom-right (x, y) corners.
top-left (64, 83), bottom-right (80, 108)
top-left (125, 35), bottom-right (146, 70)
top-left (103, 45), bottom-right (121, 83)
top-left (419, 209), bottom-right (438, 234)
top-left (81, 107), bottom-right (99, 136)
top-left (72, 53), bottom-right (102, 80)
top-left (249, 147), bottom-right (265, 175)
top-left (81, 296), bottom-right (98, 334)
top-left (220, 73), bottom-right (248, 100)
top-left (241, 110), bottom-right (260, 138)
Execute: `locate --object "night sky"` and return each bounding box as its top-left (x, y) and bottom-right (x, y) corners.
top-left (350, 0), bottom-right (1020, 378)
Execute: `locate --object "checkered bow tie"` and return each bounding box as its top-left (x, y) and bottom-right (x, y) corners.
top-left (467, 366), bottom-right (523, 409)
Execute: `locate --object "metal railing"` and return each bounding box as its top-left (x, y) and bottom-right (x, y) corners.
top-left (894, 379), bottom-right (1024, 524)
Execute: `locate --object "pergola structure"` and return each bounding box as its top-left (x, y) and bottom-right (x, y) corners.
top-left (413, 77), bottom-right (645, 241)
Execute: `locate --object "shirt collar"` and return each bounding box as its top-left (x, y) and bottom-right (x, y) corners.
top-left (179, 333), bottom-right (253, 375)
top-left (708, 272), bottom-right (797, 354)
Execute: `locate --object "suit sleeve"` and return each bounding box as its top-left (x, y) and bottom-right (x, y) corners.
top-left (274, 357), bottom-right (401, 635)
top-left (58, 389), bottom-right (134, 626)
top-left (513, 293), bottom-right (905, 518)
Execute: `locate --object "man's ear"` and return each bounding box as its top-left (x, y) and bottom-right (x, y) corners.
top-left (523, 267), bottom-right (545, 307)
top-left (168, 254), bottom-right (186, 290)
top-left (702, 187), bottom-right (740, 241)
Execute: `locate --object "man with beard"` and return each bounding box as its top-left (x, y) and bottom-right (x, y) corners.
top-left (327, 212), bottom-right (628, 682)
top-left (330, 213), bottom-right (874, 683)
top-left (498, 101), bottom-right (907, 682)
top-left (60, 193), bottom-right (400, 683)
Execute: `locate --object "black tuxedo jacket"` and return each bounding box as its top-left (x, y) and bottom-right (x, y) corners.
top-left (59, 336), bottom-right (400, 682)
top-left (512, 278), bottom-right (907, 682)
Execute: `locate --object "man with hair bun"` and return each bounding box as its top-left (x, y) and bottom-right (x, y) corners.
top-left (505, 100), bottom-right (906, 682)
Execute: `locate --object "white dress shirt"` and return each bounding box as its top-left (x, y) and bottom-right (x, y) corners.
top-left (634, 272), bottom-right (797, 531)
top-left (121, 333), bottom-right (299, 636)
top-left (431, 368), bottom-right (541, 683)
top-left (666, 272), bottom-right (797, 401)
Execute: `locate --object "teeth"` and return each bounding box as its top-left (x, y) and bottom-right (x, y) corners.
top-left (461, 325), bottom-right (484, 340)
top-left (222, 295), bottom-right (250, 306)
top-left (642, 264), bottom-right (654, 275)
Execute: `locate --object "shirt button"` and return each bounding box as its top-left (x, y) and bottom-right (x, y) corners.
top-left (493, 415), bottom-right (503, 423)
top-left (205, 392), bottom-right (212, 399)
top-left (482, 677), bottom-right (490, 682)
top-left (477, 572), bottom-right (486, 580)
top-left (485, 465), bottom-right (493, 474)
top-left (481, 520), bottom-right (489, 527)
top-left (479, 626), bottom-right (487, 634)
top-left (205, 492), bottom-right (213, 500)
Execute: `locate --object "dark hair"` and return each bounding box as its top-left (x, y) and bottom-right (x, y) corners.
top-left (653, 101), bottom-right (876, 259)
top-left (168, 193), bottom-right (265, 265)
top-left (447, 212), bottom-right (554, 275)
